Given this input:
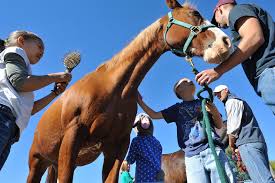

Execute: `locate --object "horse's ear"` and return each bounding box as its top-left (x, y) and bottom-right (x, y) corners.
top-left (166, 0), bottom-right (182, 9)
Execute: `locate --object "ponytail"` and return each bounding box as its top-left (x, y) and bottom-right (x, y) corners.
top-left (0, 39), bottom-right (5, 53)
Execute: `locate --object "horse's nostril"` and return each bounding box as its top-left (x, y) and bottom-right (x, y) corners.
top-left (222, 37), bottom-right (231, 48)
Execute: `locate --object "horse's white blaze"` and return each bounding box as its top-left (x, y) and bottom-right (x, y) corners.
top-left (202, 20), bottom-right (233, 64)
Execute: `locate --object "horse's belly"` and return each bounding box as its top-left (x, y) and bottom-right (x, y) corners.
top-left (76, 142), bottom-right (103, 166)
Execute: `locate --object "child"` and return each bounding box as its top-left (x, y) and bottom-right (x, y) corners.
top-left (120, 160), bottom-right (134, 183)
top-left (0, 30), bottom-right (72, 170)
top-left (125, 113), bottom-right (164, 183)
top-left (137, 78), bottom-right (236, 183)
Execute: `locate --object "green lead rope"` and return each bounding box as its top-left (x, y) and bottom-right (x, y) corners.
top-left (186, 57), bottom-right (229, 183)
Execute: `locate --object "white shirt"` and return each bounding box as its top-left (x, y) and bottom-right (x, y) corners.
top-left (0, 47), bottom-right (34, 134)
top-left (225, 98), bottom-right (244, 137)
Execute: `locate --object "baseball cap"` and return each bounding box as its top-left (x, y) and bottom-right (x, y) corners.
top-left (211, 0), bottom-right (237, 26)
top-left (213, 85), bottom-right (228, 93)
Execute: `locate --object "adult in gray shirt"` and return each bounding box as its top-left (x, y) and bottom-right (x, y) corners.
top-left (196, 0), bottom-right (275, 115)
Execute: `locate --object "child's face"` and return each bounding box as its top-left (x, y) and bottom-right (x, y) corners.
top-left (135, 116), bottom-right (153, 135)
top-left (21, 39), bottom-right (44, 64)
top-left (176, 78), bottom-right (195, 98)
top-left (140, 116), bottom-right (150, 129)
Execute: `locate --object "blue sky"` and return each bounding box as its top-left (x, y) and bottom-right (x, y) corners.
top-left (0, 0), bottom-right (274, 182)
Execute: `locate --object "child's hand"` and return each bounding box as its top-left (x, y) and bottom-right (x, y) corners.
top-left (52, 82), bottom-right (68, 96)
top-left (205, 102), bottom-right (218, 113)
top-left (56, 82), bottom-right (68, 94)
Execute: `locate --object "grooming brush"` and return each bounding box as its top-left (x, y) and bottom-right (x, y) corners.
top-left (63, 51), bottom-right (81, 73)
top-left (52, 51), bottom-right (81, 95)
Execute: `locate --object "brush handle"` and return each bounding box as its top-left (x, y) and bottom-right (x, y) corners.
top-left (65, 67), bottom-right (73, 73)
top-left (52, 68), bottom-right (73, 95)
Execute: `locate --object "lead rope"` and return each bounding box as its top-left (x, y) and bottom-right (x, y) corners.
top-left (185, 56), bottom-right (229, 183)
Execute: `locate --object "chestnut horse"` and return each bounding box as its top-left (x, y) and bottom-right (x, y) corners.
top-left (162, 150), bottom-right (187, 183)
top-left (27, 1), bottom-right (232, 182)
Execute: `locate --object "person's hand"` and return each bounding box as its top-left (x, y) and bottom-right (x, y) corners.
top-left (56, 82), bottom-right (68, 94)
top-left (49, 72), bottom-right (72, 83)
top-left (52, 82), bottom-right (69, 96)
top-left (205, 102), bottom-right (218, 113)
top-left (195, 68), bottom-right (221, 85)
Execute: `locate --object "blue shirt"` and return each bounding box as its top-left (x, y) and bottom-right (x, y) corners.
top-left (161, 99), bottom-right (222, 157)
top-left (126, 135), bottom-right (162, 183)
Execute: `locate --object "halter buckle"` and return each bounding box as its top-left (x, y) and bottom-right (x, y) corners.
top-left (190, 26), bottom-right (202, 35)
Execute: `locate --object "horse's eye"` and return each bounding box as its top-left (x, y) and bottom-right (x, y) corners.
top-left (193, 10), bottom-right (201, 17)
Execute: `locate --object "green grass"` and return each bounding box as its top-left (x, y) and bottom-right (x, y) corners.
top-left (270, 161), bottom-right (275, 171)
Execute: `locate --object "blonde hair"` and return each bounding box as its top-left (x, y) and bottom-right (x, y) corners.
top-left (5, 30), bottom-right (44, 49)
top-left (120, 160), bottom-right (129, 172)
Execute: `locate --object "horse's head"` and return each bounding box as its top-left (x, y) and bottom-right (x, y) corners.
top-left (163, 0), bottom-right (232, 64)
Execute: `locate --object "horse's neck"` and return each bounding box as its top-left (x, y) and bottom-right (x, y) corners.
top-left (103, 19), bottom-right (167, 98)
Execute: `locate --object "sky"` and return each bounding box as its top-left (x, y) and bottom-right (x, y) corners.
top-left (0, 0), bottom-right (274, 182)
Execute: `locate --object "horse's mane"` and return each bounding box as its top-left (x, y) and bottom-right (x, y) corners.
top-left (96, 19), bottom-right (162, 71)
top-left (183, 1), bottom-right (197, 11)
top-left (96, 2), bottom-right (197, 72)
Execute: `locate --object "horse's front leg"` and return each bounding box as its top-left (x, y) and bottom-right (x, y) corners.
top-left (102, 135), bottom-right (130, 183)
top-left (57, 119), bottom-right (89, 183)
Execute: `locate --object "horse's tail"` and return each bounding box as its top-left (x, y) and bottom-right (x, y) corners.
top-left (46, 165), bottom-right (57, 183)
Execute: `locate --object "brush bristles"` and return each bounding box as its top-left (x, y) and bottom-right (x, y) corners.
top-left (63, 51), bottom-right (81, 69)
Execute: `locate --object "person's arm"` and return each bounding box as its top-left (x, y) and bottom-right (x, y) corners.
top-left (205, 102), bottom-right (223, 129)
top-left (195, 17), bottom-right (265, 85)
top-left (31, 82), bottom-right (68, 115)
top-left (126, 139), bottom-right (138, 165)
top-left (19, 73), bottom-right (71, 92)
top-left (225, 99), bottom-right (244, 136)
top-left (225, 98), bottom-right (244, 155)
top-left (215, 16), bottom-right (265, 76)
top-left (228, 134), bottom-right (237, 153)
top-left (137, 92), bottom-right (163, 119)
top-left (4, 52), bottom-right (72, 92)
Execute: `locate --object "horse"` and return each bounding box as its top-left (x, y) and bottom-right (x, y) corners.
top-left (162, 150), bottom-right (186, 183)
top-left (26, 0), bottom-right (232, 182)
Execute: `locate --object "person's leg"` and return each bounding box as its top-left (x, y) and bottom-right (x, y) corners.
top-left (204, 147), bottom-right (236, 183)
top-left (238, 142), bottom-right (275, 183)
top-left (185, 152), bottom-right (210, 183)
top-left (257, 67), bottom-right (275, 115)
top-left (0, 112), bottom-right (17, 170)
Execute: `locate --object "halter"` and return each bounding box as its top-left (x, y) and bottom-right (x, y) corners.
top-left (164, 11), bottom-right (216, 57)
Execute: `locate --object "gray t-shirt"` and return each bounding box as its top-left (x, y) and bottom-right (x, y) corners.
top-left (4, 52), bottom-right (29, 91)
top-left (229, 4), bottom-right (275, 91)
